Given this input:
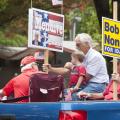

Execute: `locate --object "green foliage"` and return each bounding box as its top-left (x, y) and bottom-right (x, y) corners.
top-left (0, 0), bottom-right (101, 47)
top-left (0, 31), bottom-right (27, 47)
top-left (0, 0), bottom-right (8, 11)
top-left (66, 5), bottom-right (102, 43)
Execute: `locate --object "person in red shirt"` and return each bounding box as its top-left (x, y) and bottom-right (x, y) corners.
top-left (0, 56), bottom-right (39, 103)
top-left (65, 51), bottom-right (86, 92)
top-left (64, 51), bottom-right (86, 101)
top-left (77, 59), bottom-right (120, 100)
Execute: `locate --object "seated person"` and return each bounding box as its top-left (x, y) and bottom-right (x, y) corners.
top-left (0, 56), bottom-right (39, 103)
top-left (65, 51), bottom-right (86, 93)
top-left (77, 59), bottom-right (120, 100)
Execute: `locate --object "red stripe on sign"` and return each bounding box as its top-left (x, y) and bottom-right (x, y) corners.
top-left (48, 32), bottom-right (63, 37)
top-left (48, 45), bottom-right (62, 50)
top-left (49, 14), bottom-right (63, 22)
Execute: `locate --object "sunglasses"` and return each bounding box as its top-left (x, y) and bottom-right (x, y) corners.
top-left (32, 62), bottom-right (39, 66)
top-left (20, 62), bottom-right (39, 68)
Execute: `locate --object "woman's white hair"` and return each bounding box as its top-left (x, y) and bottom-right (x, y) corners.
top-left (21, 62), bottom-right (36, 72)
top-left (75, 33), bottom-right (93, 47)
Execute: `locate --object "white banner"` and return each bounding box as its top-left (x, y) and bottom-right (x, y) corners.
top-left (52, 0), bottom-right (63, 5)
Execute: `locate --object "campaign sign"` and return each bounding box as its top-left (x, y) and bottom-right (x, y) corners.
top-left (28, 8), bottom-right (64, 52)
top-left (102, 17), bottom-right (120, 58)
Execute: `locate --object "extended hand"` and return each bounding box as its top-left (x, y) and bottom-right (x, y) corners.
top-left (77, 91), bottom-right (91, 98)
top-left (69, 86), bottom-right (79, 93)
top-left (112, 73), bottom-right (120, 83)
top-left (64, 62), bottom-right (73, 69)
top-left (42, 64), bottom-right (52, 72)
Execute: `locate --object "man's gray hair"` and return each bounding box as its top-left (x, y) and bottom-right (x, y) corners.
top-left (75, 33), bottom-right (93, 47)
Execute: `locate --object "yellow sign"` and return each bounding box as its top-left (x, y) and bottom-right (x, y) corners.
top-left (102, 17), bottom-right (120, 58)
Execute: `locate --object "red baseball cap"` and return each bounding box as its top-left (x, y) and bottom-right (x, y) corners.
top-left (20, 56), bottom-right (36, 66)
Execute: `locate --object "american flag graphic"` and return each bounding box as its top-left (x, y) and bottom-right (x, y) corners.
top-left (32, 10), bottom-right (64, 52)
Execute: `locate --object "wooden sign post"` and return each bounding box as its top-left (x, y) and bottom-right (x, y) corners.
top-left (44, 50), bottom-right (49, 65)
top-left (102, 1), bottom-right (120, 100)
top-left (113, 1), bottom-right (118, 100)
top-left (44, 50), bottom-right (49, 73)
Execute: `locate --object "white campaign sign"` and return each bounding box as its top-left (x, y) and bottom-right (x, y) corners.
top-left (28, 8), bottom-right (64, 52)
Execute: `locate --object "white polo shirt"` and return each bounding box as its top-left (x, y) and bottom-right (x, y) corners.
top-left (83, 48), bottom-right (109, 84)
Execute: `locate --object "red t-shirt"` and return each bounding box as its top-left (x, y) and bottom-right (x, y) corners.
top-left (69, 65), bottom-right (86, 87)
top-left (103, 80), bottom-right (120, 100)
top-left (3, 69), bottom-right (38, 103)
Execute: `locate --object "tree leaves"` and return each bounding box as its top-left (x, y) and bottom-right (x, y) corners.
top-left (66, 4), bottom-right (101, 43)
top-left (0, 0), bottom-right (101, 46)
top-left (0, 0), bottom-right (8, 12)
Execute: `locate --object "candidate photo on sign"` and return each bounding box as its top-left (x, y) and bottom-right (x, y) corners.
top-left (32, 30), bottom-right (41, 46)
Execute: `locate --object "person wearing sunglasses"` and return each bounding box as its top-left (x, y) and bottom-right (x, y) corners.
top-left (0, 56), bottom-right (39, 103)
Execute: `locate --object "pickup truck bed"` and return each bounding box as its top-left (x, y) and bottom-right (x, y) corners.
top-left (0, 101), bottom-right (120, 120)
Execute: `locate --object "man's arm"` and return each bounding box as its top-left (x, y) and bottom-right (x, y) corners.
top-left (49, 67), bottom-right (70, 75)
top-left (2, 79), bottom-right (14, 97)
top-left (43, 63), bottom-right (71, 75)
top-left (88, 93), bottom-right (104, 100)
top-left (77, 91), bottom-right (104, 100)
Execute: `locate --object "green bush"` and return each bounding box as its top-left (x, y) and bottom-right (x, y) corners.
top-left (0, 0), bottom-right (8, 12)
top-left (0, 31), bottom-right (27, 47)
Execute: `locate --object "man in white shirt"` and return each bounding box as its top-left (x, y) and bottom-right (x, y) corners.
top-left (83, 48), bottom-right (109, 84)
top-left (74, 33), bottom-right (109, 100)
